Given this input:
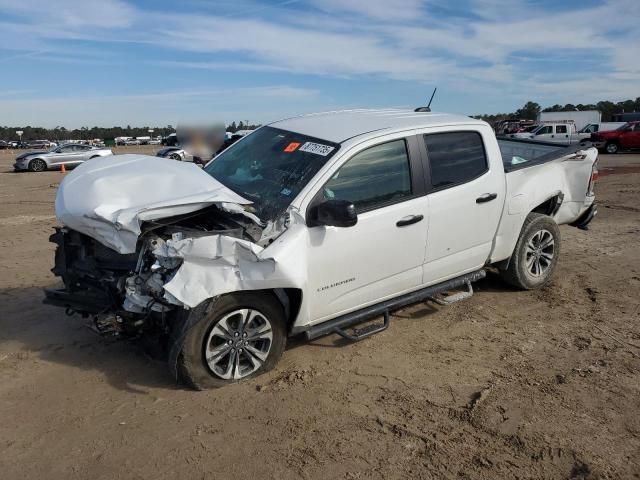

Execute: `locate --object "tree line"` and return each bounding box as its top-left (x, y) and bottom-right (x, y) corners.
top-left (0, 121), bottom-right (262, 141)
top-left (473, 97), bottom-right (640, 124)
top-left (3, 98), bottom-right (638, 141)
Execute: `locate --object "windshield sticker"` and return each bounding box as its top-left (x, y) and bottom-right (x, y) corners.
top-left (280, 188), bottom-right (292, 196)
top-left (299, 142), bottom-right (335, 156)
top-left (284, 142), bottom-right (300, 153)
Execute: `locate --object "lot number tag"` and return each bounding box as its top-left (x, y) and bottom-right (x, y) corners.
top-left (299, 142), bottom-right (335, 156)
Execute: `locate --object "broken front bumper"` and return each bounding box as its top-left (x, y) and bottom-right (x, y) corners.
top-left (43, 287), bottom-right (111, 315)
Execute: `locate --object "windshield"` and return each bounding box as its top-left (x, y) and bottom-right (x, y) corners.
top-left (617, 123), bottom-right (631, 131)
top-left (205, 126), bottom-right (340, 222)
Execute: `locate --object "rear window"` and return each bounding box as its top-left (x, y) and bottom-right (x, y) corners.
top-left (423, 131), bottom-right (488, 189)
top-left (497, 139), bottom-right (566, 168)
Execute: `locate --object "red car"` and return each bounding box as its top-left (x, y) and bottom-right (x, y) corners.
top-left (591, 121), bottom-right (640, 154)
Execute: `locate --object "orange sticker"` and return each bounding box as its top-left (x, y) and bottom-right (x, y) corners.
top-left (284, 142), bottom-right (300, 152)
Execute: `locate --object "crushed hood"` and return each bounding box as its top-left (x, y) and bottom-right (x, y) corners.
top-left (55, 154), bottom-right (252, 254)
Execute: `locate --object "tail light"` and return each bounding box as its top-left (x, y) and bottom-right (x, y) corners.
top-left (588, 163), bottom-right (598, 195)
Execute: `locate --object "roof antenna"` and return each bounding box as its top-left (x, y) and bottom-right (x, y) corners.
top-left (415, 87), bottom-right (437, 112)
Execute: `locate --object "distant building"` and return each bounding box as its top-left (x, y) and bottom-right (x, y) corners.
top-left (612, 112), bottom-right (640, 122)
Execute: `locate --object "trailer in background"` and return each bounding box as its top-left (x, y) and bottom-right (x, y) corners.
top-left (538, 111), bottom-right (601, 131)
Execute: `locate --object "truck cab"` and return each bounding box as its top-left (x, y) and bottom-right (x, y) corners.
top-left (522, 122), bottom-right (577, 144)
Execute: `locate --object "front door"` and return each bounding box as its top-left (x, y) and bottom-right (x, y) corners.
top-left (47, 145), bottom-right (75, 166)
top-left (304, 136), bottom-right (429, 324)
top-left (620, 123), bottom-right (640, 148)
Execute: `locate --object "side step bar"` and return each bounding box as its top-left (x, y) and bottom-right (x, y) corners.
top-left (303, 269), bottom-right (486, 341)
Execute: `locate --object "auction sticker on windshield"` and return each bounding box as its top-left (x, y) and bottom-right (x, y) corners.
top-left (299, 142), bottom-right (335, 156)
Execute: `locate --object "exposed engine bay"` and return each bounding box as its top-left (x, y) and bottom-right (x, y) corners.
top-left (45, 204), bottom-right (278, 337)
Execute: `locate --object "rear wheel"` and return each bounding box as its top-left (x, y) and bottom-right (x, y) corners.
top-left (605, 142), bottom-right (619, 154)
top-left (28, 158), bottom-right (47, 172)
top-left (500, 213), bottom-right (560, 290)
top-left (176, 292), bottom-right (287, 390)
top-left (170, 153), bottom-right (182, 161)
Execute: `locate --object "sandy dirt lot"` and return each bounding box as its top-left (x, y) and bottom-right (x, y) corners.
top-left (0, 147), bottom-right (639, 479)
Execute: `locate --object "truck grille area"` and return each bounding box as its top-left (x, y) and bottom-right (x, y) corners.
top-left (46, 227), bottom-right (138, 315)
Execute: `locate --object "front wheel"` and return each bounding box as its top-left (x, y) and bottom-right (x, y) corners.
top-left (605, 142), bottom-right (619, 154)
top-left (500, 213), bottom-right (560, 290)
top-left (28, 158), bottom-right (47, 172)
top-left (169, 153), bottom-right (182, 161)
top-left (176, 292), bottom-right (287, 389)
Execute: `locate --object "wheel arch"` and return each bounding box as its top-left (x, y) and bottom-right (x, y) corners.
top-left (28, 157), bottom-right (48, 170)
top-left (494, 194), bottom-right (562, 271)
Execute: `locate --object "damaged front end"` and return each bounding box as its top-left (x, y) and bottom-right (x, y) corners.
top-left (44, 202), bottom-right (278, 338)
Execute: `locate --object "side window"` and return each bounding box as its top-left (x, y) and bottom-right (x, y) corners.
top-left (58, 146), bottom-right (73, 153)
top-left (323, 139), bottom-right (412, 212)
top-left (423, 131), bottom-right (488, 189)
top-left (537, 126), bottom-right (552, 135)
top-left (556, 125), bottom-right (568, 134)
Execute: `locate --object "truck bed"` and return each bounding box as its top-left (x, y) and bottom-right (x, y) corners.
top-left (498, 138), bottom-right (589, 172)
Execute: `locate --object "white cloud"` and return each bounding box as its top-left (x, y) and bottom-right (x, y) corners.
top-left (308, 0), bottom-right (425, 21)
top-left (0, 0), bottom-right (637, 123)
top-left (0, 0), bottom-right (136, 28)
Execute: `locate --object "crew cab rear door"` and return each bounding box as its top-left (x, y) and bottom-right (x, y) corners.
top-left (417, 127), bottom-right (505, 284)
top-left (302, 133), bottom-right (429, 324)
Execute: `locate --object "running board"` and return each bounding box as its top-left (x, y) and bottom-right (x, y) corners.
top-left (302, 270), bottom-right (486, 341)
top-left (334, 311), bottom-right (390, 341)
top-left (429, 281), bottom-right (473, 305)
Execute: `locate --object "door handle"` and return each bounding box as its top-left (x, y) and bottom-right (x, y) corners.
top-left (396, 214), bottom-right (424, 227)
top-left (476, 193), bottom-right (498, 203)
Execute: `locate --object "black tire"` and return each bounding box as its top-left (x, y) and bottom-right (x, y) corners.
top-left (176, 292), bottom-right (287, 390)
top-left (170, 153), bottom-right (182, 161)
top-left (500, 213), bottom-right (561, 290)
top-left (605, 142), bottom-right (619, 154)
top-left (89, 155), bottom-right (100, 159)
top-left (28, 158), bottom-right (47, 172)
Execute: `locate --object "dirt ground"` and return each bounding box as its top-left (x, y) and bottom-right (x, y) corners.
top-left (0, 146), bottom-right (639, 480)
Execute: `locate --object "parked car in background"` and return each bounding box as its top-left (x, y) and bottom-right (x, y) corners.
top-left (24, 140), bottom-right (57, 149)
top-left (578, 122), bottom-right (626, 136)
top-left (156, 146), bottom-right (188, 161)
top-left (124, 138), bottom-right (141, 146)
top-left (46, 109), bottom-right (598, 389)
top-left (162, 133), bottom-right (178, 146)
top-left (13, 143), bottom-right (113, 172)
top-left (0, 140), bottom-right (9, 149)
top-left (589, 121), bottom-right (640, 154)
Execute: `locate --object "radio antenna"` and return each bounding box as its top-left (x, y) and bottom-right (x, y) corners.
top-left (414, 87), bottom-right (437, 112)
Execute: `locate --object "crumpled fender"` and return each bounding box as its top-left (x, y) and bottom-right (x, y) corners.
top-left (155, 234), bottom-right (277, 308)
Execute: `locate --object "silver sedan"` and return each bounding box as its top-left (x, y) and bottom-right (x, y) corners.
top-left (13, 144), bottom-right (113, 172)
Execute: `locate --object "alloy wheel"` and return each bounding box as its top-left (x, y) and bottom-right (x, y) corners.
top-left (525, 229), bottom-right (555, 277)
top-left (204, 308), bottom-right (273, 380)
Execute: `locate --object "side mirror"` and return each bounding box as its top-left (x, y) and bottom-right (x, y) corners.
top-left (307, 199), bottom-right (357, 228)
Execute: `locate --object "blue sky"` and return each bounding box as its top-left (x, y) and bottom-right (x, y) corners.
top-left (0, 0), bottom-right (637, 127)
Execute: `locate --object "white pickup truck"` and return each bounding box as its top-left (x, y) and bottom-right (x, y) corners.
top-left (45, 109), bottom-right (598, 389)
top-left (510, 121), bottom-right (580, 144)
